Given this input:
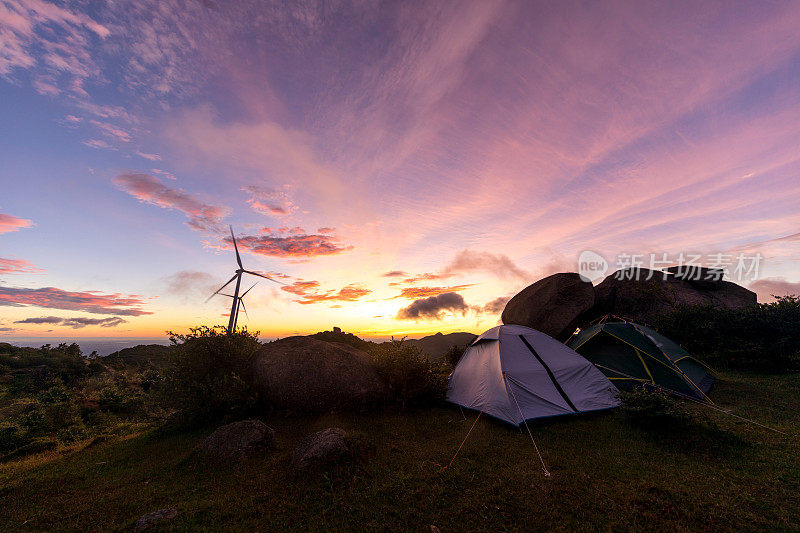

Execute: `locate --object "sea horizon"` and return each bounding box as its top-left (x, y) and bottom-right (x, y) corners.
top-left (0, 332), bottom-right (464, 356)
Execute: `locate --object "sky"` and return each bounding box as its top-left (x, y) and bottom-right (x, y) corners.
top-left (1, 0), bottom-right (800, 339)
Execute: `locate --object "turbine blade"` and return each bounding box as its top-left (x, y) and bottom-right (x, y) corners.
top-left (243, 270), bottom-right (286, 285)
top-left (240, 282), bottom-right (258, 297)
top-left (230, 225), bottom-right (243, 268)
top-left (240, 298), bottom-right (249, 320)
top-left (205, 273), bottom-right (238, 302)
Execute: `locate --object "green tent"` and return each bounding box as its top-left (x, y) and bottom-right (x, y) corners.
top-left (567, 321), bottom-right (714, 400)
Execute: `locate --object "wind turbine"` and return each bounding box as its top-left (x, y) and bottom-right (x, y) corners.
top-left (207, 226), bottom-right (284, 334)
top-left (218, 282), bottom-right (257, 328)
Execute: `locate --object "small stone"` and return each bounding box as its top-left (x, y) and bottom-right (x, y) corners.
top-left (199, 419), bottom-right (275, 459)
top-left (134, 507), bottom-right (178, 529)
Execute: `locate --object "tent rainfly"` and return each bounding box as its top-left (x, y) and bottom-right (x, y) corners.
top-left (567, 321), bottom-right (714, 400)
top-left (446, 325), bottom-right (620, 425)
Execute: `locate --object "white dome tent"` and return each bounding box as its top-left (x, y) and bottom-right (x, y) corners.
top-left (447, 325), bottom-right (619, 425)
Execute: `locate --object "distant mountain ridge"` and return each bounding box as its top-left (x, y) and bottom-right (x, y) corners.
top-left (404, 332), bottom-right (477, 360)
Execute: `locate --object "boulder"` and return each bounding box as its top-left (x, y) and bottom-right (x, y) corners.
top-left (664, 265), bottom-right (724, 290)
top-left (251, 336), bottom-right (385, 413)
top-left (293, 428), bottom-right (350, 469)
top-left (501, 273), bottom-right (596, 340)
top-left (593, 268), bottom-right (757, 324)
top-left (199, 419), bottom-right (275, 459)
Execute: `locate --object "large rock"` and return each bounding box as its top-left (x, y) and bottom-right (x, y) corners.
top-left (199, 419), bottom-right (275, 459)
top-left (251, 336), bottom-right (385, 413)
top-left (293, 428), bottom-right (350, 470)
top-left (501, 273), bottom-right (596, 340)
top-left (593, 268), bottom-right (757, 324)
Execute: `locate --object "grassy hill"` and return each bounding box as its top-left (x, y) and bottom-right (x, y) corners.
top-left (404, 332), bottom-right (477, 360)
top-left (1, 371), bottom-right (798, 530)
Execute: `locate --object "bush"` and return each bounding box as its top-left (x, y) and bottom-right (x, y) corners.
top-left (444, 344), bottom-right (467, 368)
top-left (161, 326), bottom-right (262, 420)
top-left (652, 296), bottom-right (800, 372)
top-left (368, 339), bottom-right (449, 409)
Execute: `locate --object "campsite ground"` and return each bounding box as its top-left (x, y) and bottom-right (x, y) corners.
top-left (1, 371), bottom-right (798, 531)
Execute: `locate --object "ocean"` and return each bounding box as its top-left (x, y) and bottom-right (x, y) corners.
top-left (0, 337), bottom-right (172, 356)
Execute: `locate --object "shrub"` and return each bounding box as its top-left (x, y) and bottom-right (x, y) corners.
top-left (161, 326), bottom-right (262, 420)
top-left (444, 344), bottom-right (467, 368)
top-left (652, 296), bottom-right (800, 372)
top-left (368, 339), bottom-right (449, 409)
top-left (0, 423), bottom-right (32, 456)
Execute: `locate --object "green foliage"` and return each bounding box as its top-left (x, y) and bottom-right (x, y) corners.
top-left (652, 296), bottom-right (800, 372)
top-left (161, 326), bottom-right (262, 420)
top-left (443, 344), bottom-right (467, 368)
top-left (368, 338), bottom-right (449, 409)
top-left (0, 343), bottom-right (91, 392)
top-left (0, 343), bottom-right (168, 459)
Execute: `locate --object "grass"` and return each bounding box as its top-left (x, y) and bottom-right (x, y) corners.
top-left (1, 371), bottom-right (798, 531)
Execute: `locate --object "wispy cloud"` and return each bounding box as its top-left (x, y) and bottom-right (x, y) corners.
top-left (83, 139), bottom-right (117, 150)
top-left (14, 315), bottom-right (126, 328)
top-left (242, 185), bottom-right (297, 218)
top-left (136, 151), bottom-right (161, 161)
top-left (0, 286), bottom-right (151, 316)
top-left (749, 278), bottom-right (800, 303)
top-left (442, 250), bottom-right (530, 281)
top-left (163, 270), bottom-right (218, 300)
top-left (90, 120), bottom-right (132, 142)
top-left (0, 257), bottom-right (43, 274)
top-left (0, 213), bottom-right (33, 234)
top-left (0, 0), bottom-right (109, 87)
top-left (395, 285), bottom-right (473, 300)
top-left (113, 173), bottom-right (228, 232)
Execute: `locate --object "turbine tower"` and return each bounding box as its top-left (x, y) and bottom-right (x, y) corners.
top-left (207, 226), bottom-right (283, 334)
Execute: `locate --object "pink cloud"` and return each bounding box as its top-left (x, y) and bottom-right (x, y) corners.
top-left (225, 227), bottom-right (351, 258)
top-left (90, 120), bottom-right (132, 142)
top-left (0, 286), bottom-right (151, 316)
top-left (0, 258), bottom-right (43, 274)
top-left (83, 139), bottom-right (117, 150)
top-left (280, 279), bottom-right (371, 305)
top-left (0, 0), bottom-right (108, 91)
top-left (136, 151), bottom-right (161, 161)
top-left (0, 213), bottom-right (33, 234)
top-left (396, 285), bottom-right (473, 299)
top-left (32, 77), bottom-right (59, 96)
top-left (113, 173), bottom-right (228, 232)
top-left (242, 185), bottom-right (297, 218)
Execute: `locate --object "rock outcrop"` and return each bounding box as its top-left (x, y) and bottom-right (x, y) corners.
top-left (593, 268), bottom-right (757, 324)
top-left (502, 268), bottom-right (757, 336)
top-left (251, 336), bottom-right (385, 413)
top-left (501, 273), bottom-right (596, 340)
